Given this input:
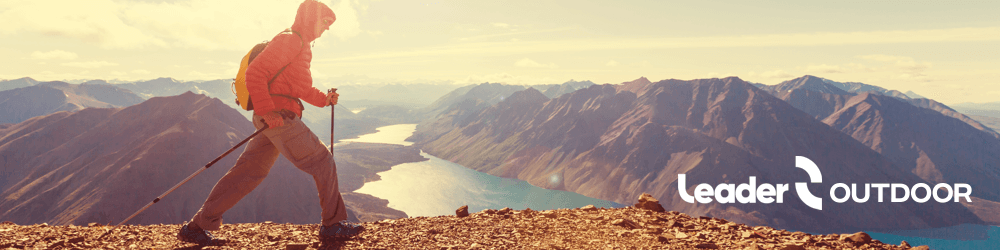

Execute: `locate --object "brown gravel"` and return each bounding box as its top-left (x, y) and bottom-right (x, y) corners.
top-left (0, 206), bottom-right (926, 250)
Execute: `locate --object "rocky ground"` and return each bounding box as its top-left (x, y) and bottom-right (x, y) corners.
top-left (0, 194), bottom-right (928, 250)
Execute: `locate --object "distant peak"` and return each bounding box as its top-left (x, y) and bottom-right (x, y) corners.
top-left (722, 76), bottom-right (743, 82)
top-left (153, 77), bottom-right (180, 83)
top-left (506, 88), bottom-right (549, 104)
top-left (632, 77), bottom-right (651, 85)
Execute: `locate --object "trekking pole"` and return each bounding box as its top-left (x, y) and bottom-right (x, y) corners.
top-left (95, 121), bottom-right (269, 240)
top-left (329, 88), bottom-right (336, 155)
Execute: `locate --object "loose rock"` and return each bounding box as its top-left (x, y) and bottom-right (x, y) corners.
top-left (456, 205), bottom-right (469, 218)
top-left (695, 242), bottom-right (719, 249)
top-left (844, 231), bottom-right (872, 245)
top-left (0, 207), bottom-right (916, 250)
top-left (634, 193), bottom-right (665, 212)
top-left (497, 207), bottom-right (512, 215)
top-left (285, 243), bottom-right (309, 250)
top-left (777, 245), bottom-right (806, 250)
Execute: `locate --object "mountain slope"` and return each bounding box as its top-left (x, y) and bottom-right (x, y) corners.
top-left (0, 92), bottom-right (408, 226)
top-left (417, 82), bottom-right (527, 120)
top-left (411, 77), bottom-right (981, 233)
top-left (756, 77), bottom-right (1000, 202)
top-left (823, 93), bottom-right (1000, 200)
top-left (0, 81), bottom-right (143, 124)
top-left (758, 76), bottom-right (998, 137)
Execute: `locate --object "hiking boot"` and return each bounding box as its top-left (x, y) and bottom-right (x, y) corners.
top-left (319, 221), bottom-right (364, 240)
top-left (177, 224), bottom-right (222, 245)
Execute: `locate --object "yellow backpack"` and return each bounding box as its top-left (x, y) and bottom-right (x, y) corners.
top-left (232, 29), bottom-right (303, 111)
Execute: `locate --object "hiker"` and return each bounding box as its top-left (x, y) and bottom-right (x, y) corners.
top-left (177, 0), bottom-right (362, 244)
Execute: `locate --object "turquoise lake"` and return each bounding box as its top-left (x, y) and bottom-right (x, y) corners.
top-left (347, 124), bottom-right (999, 250)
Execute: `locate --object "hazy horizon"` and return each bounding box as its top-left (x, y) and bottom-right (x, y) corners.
top-left (1, 0), bottom-right (997, 104)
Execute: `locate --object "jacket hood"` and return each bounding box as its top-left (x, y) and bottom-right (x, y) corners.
top-left (291, 0), bottom-right (336, 42)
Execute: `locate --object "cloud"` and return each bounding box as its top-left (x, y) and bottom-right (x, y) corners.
top-left (760, 69), bottom-right (794, 79)
top-left (858, 54), bottom-right (932, 73)
top-left (606, 60), bottom-right (620, 67)
top-left (894, 73), bottom-right (932, 82)
top-left (320, 26), bottom-right (1000, 63)
top-left (858, 54), bottom-right (911, 62)
top-left (457, 27), bottom-right (578, 42)
top-left (804, 64), bottom-right (844, 74)
top-left (846, 63), bottom-right (875, 71)
top-left (492, 23), bottom-right (510, 28)
top-left (458, 73), bottom-right (558, 85)
top-left (0, 0), bottom-right (368, 50)
top-left (62, 61), bottom-right (119, 69)
top-left (328, 0), bottom-right (365, 40)
top-left (31, 50), bottom-right (78, 60)
top-left (515, 58), bottom-right (557, 68)
top-left (0, 0), bottom-right (167, 49)
top-left (895, 59), bottom-right (932, 71)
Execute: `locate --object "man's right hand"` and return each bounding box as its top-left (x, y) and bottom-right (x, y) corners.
top-left (326, 90), bottom-right (339, 106)
top-left (262, 112), bottom-right (285, 128)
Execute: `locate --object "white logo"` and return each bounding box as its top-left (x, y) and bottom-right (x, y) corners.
top-left (677, 156), bottom-right (973, 210)
top-left (794, 156), bottom-right (823, 210)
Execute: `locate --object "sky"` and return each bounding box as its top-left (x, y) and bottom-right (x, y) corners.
top-left (0, 0), bottom-right (997, 104)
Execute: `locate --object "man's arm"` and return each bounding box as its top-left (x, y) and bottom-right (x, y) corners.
top-left (301, 87), bottom-right (331, 107)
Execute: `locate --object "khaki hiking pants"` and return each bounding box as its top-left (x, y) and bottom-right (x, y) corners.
top-left (190, 114), bottom-right (347, 230)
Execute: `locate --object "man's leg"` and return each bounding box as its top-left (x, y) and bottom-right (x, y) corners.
top-left (190, 117), bottom-right (280, 231)
top-left (267, 116), bottom-right (348, 226)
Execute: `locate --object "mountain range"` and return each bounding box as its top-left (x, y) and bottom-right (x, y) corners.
top-left (0, 92), bottom-right (413, 226)
top-left (0, 81), bottom-right (144, 124)
top-left (758, 76), bottom-right (997, 136)
top-left (409, 76), bottom-right (994, 233)
top-left (757, 76), bottom-right (1000, 201)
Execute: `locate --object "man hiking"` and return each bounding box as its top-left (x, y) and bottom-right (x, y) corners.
top-left (177, 0), bottom-right (361, 244)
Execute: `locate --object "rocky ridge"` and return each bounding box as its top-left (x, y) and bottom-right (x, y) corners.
top-left (0, 194), bottom-right (927, 249)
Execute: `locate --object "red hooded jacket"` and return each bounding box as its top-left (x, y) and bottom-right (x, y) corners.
top-left (246, 0), bottom-right (336, 117)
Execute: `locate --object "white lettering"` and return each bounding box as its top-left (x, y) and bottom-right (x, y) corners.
top-left (830, 183), bottom-right (850, 203)
top-left (715, 183), bottom-right (736, 204)
top-left (678, 174), bottom-right (695, 203)
top-left (852, 183), bottom-right (870, 203)
top-left (911, 183), bottom-right (931, 203)
top-left (695, 183), bottom-right (714, 203)
top-left (871, 183), bottom-right (890, 202)
top-left (933, 183), bottom-right (953, 203)
top-left (736, 177), bottom-right (756, 203)
top-left (757, 183), bottom-right (776, 204)
top-left (776, 184), bottom-right (789, 203)
top-left (955, 183), bottom-right (973, 202)
top-left (891, 183), bottom-right (910, 202)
